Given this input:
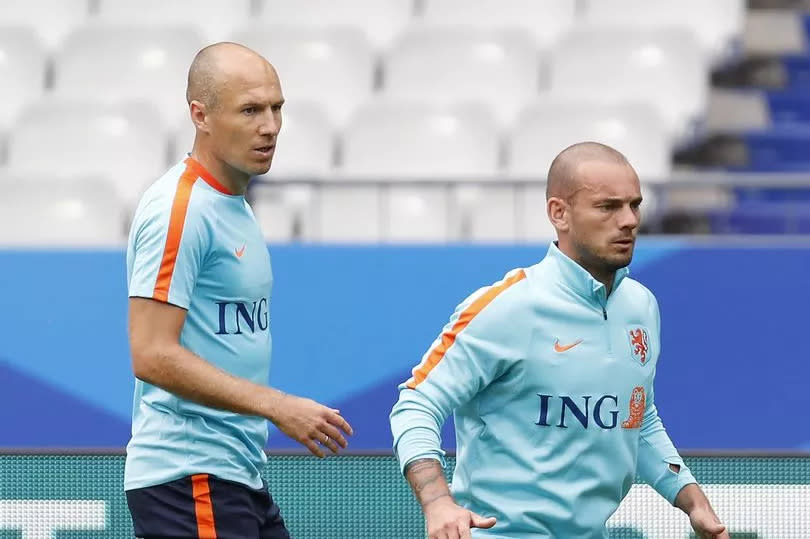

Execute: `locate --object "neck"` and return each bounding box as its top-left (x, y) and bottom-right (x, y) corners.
top-left (190, 146), bottom-right (250, 196)
top-left (556, 240), bottom-right (615, 294)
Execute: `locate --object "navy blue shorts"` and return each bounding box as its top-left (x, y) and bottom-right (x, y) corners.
top-left (126, 474), bottom-right (290, 539)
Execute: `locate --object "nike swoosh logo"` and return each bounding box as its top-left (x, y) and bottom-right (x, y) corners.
top-left (235, 244), bottom-right (246, 258)
top-left (554, 339), bottom-right (583, 352)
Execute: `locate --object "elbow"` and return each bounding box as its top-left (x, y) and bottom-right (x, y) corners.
top-left (130, 342), bottom-right (163, 383)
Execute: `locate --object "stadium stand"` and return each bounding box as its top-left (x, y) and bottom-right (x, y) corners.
top-left (418, 0), bottom-right (577, 49)
top-left (232, 26), bottom-right (375, 128)
top-left (2, 0), bottom-right (809, 242)
top-left (383, 26), bottom-right (541, 126)
top-left (0, 177), bottom-right (124, 246)
top-left (96, 0), bottom-right (252, 43)
top-left (0, 27), bottom-right (46, 130)
top-left (6, 99), bottom-right (165, 204)
top-left (0, 0), bottom-right (89, 48)
top-left (53, 25), bottom-right (204, 131)
top-left (256, 0), bottom-right (414, 48)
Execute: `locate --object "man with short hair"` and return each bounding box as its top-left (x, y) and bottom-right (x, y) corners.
top-left (390, 142), bottom-right (727, 538)
top-left (125, 42), bottom-right (353, 538)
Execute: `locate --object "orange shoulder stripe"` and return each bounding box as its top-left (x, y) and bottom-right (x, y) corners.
top-left (152, 165), bottom-right (197, 302)
top-left (406, 269), bottom-right (526, 389)
top-left (191, 473), bottom-right (217, 538)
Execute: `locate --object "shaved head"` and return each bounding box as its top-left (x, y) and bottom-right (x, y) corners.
top-left (186, 42), bottom-right (274, 111)
top-left (546, 142), bottom-right (631, 200)
top-left (186, 41), bottom-right (284, 192)
top-left (545, 141), bottom-right (642, 289)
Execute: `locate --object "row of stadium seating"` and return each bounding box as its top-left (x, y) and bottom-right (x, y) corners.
top-left (5, 0), bottom-right (808, 242)
top-left (0, 99), bottom-right (670, 204)
top-left (1, 0), bottom-right (744, 56)
top-left (0, 21), bottom-right (709, 139)
top-left (0, 180), bottom-right (559, 245)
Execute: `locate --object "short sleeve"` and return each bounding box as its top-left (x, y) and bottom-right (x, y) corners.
top-left (127, 180), bottom-right (210, 309)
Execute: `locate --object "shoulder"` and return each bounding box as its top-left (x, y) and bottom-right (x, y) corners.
top-left (129, 164), bottom-right (216, 243)
top-left (620, 277), bottom-right (659, 317)
top-left (456, 268), bottom-right (532, 332)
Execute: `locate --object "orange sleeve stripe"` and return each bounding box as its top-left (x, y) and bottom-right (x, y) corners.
top-left (152, 166), bottom-right (197, 302)
top-left (406, 269), bottom-right (526, 389)
top-left (191, 473), bottom-right (218, 539)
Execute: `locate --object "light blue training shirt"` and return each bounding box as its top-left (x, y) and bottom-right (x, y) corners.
top-left (125, 157), bottom-right (273, 491)
top-left (390, 242), bottom-right (696, 538)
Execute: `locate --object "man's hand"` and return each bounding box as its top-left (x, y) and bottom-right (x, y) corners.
top-left (675, 483), bottom-right (728, 539)
top-left (404, 458), bottom-right (496, 539)
top-left (424, 496), bottom-right (496, 539)
top-left (689, 505), bottom-right (729, 539)
top-left (270, 393), bottom-right (353, 458)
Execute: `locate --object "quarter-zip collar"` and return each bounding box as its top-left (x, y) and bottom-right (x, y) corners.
top-left (544, 241), bottom-right (629, 302)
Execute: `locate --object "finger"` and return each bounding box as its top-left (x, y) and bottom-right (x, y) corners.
top-left (321, 424), bottom-right (348, 449)
top-left (303, 439), bottom-right (325, 459)
top-left (327, 412), bottom-right (354, 436)
top-left (321, 434), bottom-right (341, 454)
top-left (457, 522), bottom-right (472, 539)
top-left (470, 514), bottom-right (497, 529)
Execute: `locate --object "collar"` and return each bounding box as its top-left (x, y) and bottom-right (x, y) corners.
top-left (184, 156), bottom-right (235, 196)
top-left (544, 241), bottom-right (629, 300)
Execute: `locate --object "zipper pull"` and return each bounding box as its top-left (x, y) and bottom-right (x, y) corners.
top-left (602, 306), bottom-right (607, 320)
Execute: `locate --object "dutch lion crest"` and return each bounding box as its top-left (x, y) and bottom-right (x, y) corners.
top-left (627, 327), bottom-right (650, 365)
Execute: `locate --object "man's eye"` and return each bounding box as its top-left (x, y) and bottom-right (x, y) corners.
top-left (243, 107), bottom-right (256, 115)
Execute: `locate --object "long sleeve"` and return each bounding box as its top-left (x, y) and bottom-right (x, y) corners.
top-left (636, 295), bottom-right (697, 504)
top-left (389, 270), bottom-right (528, 473)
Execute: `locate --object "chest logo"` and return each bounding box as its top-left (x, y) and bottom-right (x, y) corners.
top-left (627, 326), bottom-right (650, 365)
top-left (621, 386), bottom-right (646, 429)
top-left (553, 338), bottom-right (583, 353)
top-left (234, 244), bottom-right (246, 258)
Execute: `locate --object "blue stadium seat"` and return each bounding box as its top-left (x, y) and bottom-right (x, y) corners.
top-left (740, 127), bottom-right (810, 171)
top-left (710, 202), bottom-right (810, 234)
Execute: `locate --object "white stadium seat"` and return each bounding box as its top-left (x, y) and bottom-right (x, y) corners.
top-left (550, 27), bottom-right (707, 141)
top-left (0, 178), bottom-right (125, 247)
top-left (6, 99), bottom-right (167, 203)
top-left (308, 185), bottom-right (382, 242)
top-left (454, 185), bottom-right (519, 242)
top-left (584, 0), bottom-right (745, 65)
top-left (233, 26), bottom-right (375, 128)
top-left (0, 0), bottom-right (89, 49)
top-left (0, 27), bottom-right (46, 129)
top-left (420, 0), bottom-right (576, 48)
top-left (96, 0), bottom-right (252, 42)
top-left (256, 0), bottom-right (414, 48)
top-left (250, 185), bottom-right (313, 242)
top-left (384, 27), bottom-right (541, 126)
top-left (508, 100), bottom-right (671, 183)
top-left (53, 25), bottom-right (204, 130)
top-left (175, 101), bottom-right (335, 179)
top-left (386, 186), bottom-right (450, 242)
top-left (522, 185), bottom-right (558, 242)
top-left (340, 100), bottom-right (500, 179)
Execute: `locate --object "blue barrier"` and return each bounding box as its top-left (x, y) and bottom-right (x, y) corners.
top-left (1, 241), bottom-right (808, 451)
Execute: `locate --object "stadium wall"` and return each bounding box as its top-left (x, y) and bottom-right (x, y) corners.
top-left (0, 240), bottom-right (808, 451)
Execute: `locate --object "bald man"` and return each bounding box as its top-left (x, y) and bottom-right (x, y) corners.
top-left (390, 142), bottom-right (727, 539)
top-left (124, 43), bottom-right (352, 538)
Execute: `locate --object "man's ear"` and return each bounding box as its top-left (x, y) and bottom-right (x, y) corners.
top-left (547, 196), bottom-right (569, 233)
top-left (189, 100), bottom-right (210, 133)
